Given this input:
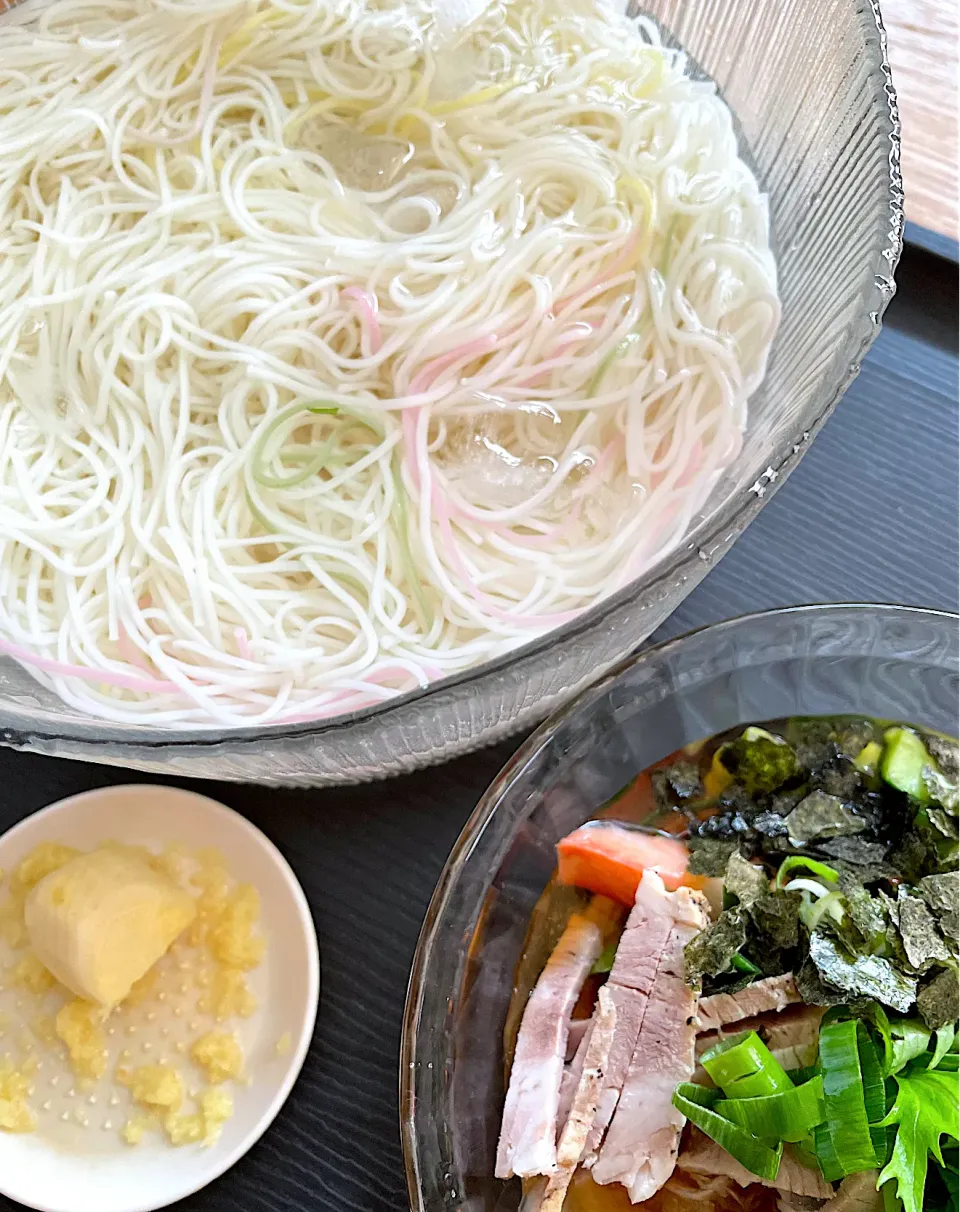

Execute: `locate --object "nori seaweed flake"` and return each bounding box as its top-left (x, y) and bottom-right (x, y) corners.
top-left (684, 906), bottom-right (747, 983)
top-left (661, 759), bottom-right (702, 801)
top-left (918, 871), bottom-right (960, 947)
top-left (916, 968), bottom-right (960, 1030)
top-left (807, 930), bottom-right (917, 1013)
top-left (795, 956), bottom-right (849, 1008)
top-left (895, 885), bottom-right (952, 970)
top-left (816, 837), bottom-right (891, 868)
top-left (925, 733), bottom-right (959, 782)
top-left (785, 790), bottom-right (867, 844)
top-left (750, 890), bottom-right (802, 950)
top-left (724, 851), bottom-right (768, 907)
top-left (687, 837), bottom-right (738, 877)
top-left (836, 869), bottom-right (887, 949)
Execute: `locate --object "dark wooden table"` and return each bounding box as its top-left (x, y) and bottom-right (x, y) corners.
top-left (0, 237), bottom-right (957, 1212)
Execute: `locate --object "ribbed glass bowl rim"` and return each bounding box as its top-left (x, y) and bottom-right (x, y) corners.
top-left (0, 2), bottom-right (903, 751)
top-left (399, 602), bottom-right (959, 1208)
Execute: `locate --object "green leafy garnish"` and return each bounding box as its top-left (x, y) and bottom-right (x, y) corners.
top-left (879, 1068), bottom-right (960, 1212)
top-left (718, 1075), bottom-right (825, 1143)
top-left (672, 1083), bottom-right (784, 1181)
top-left (701, 1031), bottom-right (793, 1099)
top-left (817, 1019), bottom-right (886, 1178)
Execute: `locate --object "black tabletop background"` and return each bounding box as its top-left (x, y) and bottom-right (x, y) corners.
top-left (0, 239), bottom-right (957, 1212)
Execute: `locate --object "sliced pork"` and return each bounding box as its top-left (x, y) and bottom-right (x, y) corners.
top-left (579, 871), bottom-right (688, 1164)
top-left (541, 986), bottom-right (617, 1212)
top-left (591, 883), bottom-right (710, 1200)
top-left (679, 1129), bottom-right (834, 1201)
top-left (496, 909), bottom-right (605, 1178)
top-left (696, 972), bottom-right (802, 1032)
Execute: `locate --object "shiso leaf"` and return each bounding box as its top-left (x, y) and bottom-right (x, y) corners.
top-left (750, 891), bottom-right (802, 950)
top-left (807, 931), bottom-right (917, 1013)
top-left (919, 872), bottom-right (960, 947)
top-left (688, 837), bottom-right (738, 877)
top-left (786, 790), bottom-right (867, 845)
top-left (684, 906), bottom-right (747, 982)
top-left (917, 969), bottom-right (960, 1031)
top-left (896, 886), bottom-right (952, 971)
top-left (725, 852), bottom-right (768, 907)
top-left (721, 728), bottom-right (801, 796)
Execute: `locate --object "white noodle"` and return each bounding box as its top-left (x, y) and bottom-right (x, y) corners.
top-left (0, 0), bottom-right (778, 726)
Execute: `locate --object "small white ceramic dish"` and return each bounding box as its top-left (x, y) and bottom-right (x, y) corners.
top-left (0, 784), bottom-right (320, 1212)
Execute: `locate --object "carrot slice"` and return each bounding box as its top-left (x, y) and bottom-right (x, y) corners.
top-left (556, 823), bottom-right (705, 905)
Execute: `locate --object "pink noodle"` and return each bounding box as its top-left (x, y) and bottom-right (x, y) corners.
top-left (432, 484), bottom-right (579, 627)
top-left (0, 636), bottom-right (179, 695)
top-left (342, 287), bottom-right (382, 353)
top-left (234, 627), bottom-right (254, 661)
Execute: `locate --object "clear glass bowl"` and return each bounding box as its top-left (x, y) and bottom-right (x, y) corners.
top-left (400, 603), bottom-right (959, 1212)
top-left (0, 0), bottom-right (902, 785)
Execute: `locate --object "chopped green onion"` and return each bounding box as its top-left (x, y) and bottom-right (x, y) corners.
top-left (818, 1019), bottom-right (887, 1177)
top-left (774, 856), bottom-right (839, 890)
top-left (801, 888), bottom-right (846, 931)
top-left (730, 953), bottom-right (761, 975)
top-left (814, 1120), bottom-right (845, 1183)
top-left (718, 1076), bottom-right (825, 1143)
top-left (672, 1083), bottom-right (784, 1181)
top-left (701, 1031), bottom-right (794, 1099)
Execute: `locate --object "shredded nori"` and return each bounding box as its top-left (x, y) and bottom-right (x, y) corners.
top-left (795, 956), bottom-right (849, 1008)
top-left (925, 733), bottom-right (960, 782)
top-left (815, 837), bottom-right (891, 867)
top-left (749, 891), bottom-right (802, 950)
top-left (917, 968), bottom-right (960, 1030)
top-left (807, 931), bottom-right (917, 1013)
top-left (687, 837), bottom-right (738, 877)
top-left (918, 872), bottom-right (960, 947)
top-left (895, 886), bottom-right (952, 970)
top-left (724, 852), bottom-right (767, 907)
top-left (785, 790), bottom-right (867, 844)
top-left (684, 906), bottom-right (747, 983)
top-left (835, 868), bottom-right (887, 950)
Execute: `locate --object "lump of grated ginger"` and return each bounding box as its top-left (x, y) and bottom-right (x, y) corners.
top-left (0, 1062), bottom-right (35, 1133)
top-left (199, 966), bottom-right (257, 1021)
top-left (191, 1031), bottom-right (244, 1084)
top-left (118, 1063), bottom-right (184, 1113)
top-left (56, 1000), bottom-right (108, 1081)
top-left (208, 885), bottom-right (265, 970)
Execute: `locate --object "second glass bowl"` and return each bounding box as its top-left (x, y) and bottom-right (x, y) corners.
top-left (401, 604), bottom-right (959, 1212)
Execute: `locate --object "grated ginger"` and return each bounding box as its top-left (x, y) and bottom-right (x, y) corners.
top-left (0, 1062), bottom-right (36, 1133)
top-left (118, 1063), bottom-right (184, 1113)
top-left (56, 1000), bottom-right (108, 1081)
top-left (200, 966), bottom-right (257, 1021)
top-left (191, 1031), bottom-right (244, 1084)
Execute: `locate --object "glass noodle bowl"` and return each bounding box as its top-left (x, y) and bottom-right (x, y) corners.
top-left (0, 0), bottom-right (901, 784)
top-left (400, 604), bottom-right (959, 1211)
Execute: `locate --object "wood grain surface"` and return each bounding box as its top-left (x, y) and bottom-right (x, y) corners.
top-left (882, 0), bottom-right (958, 240)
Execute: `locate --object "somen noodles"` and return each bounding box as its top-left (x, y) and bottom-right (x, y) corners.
top-left (0, 0), bottom-right (779, 726)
